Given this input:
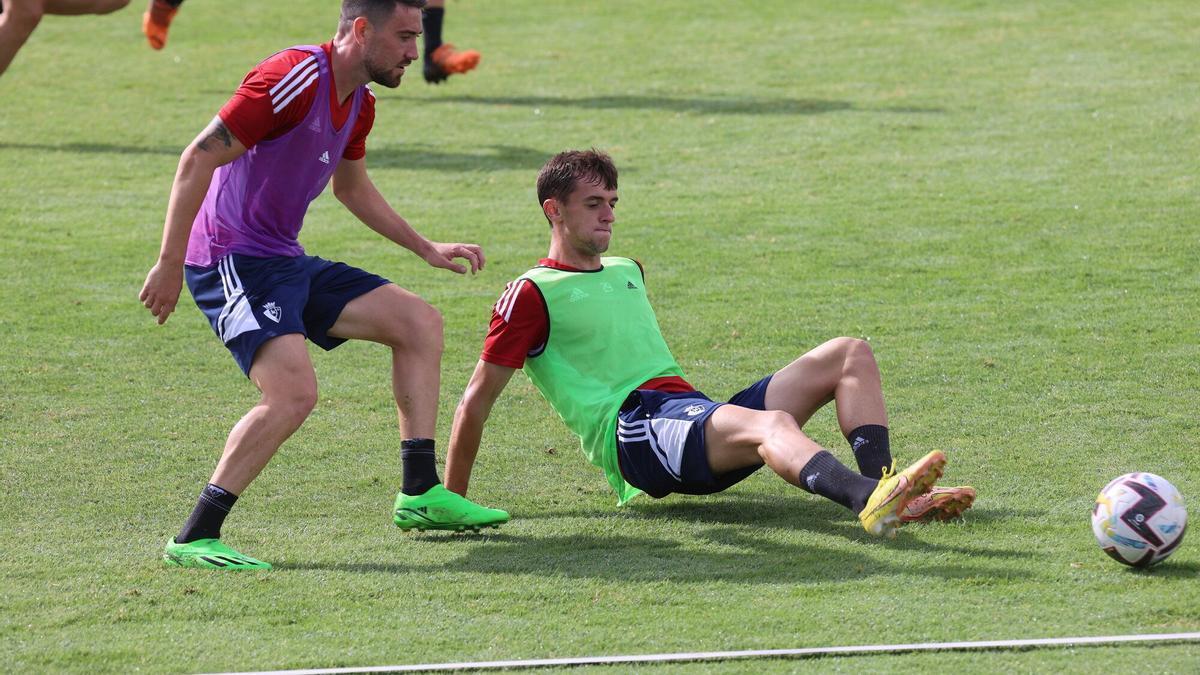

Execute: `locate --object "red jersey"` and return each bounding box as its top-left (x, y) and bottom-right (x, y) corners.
top-left (218, 41), bottom-right (374, 160)
top-left (481, 258), bottom-right (694, 392)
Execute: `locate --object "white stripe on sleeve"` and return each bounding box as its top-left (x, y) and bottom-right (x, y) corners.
top-left (272, 68), bottom-right (320, 114)
top-left (496, 279), bottom-right (526, 322)
top-left (268, 55), bottom-right (316, 97)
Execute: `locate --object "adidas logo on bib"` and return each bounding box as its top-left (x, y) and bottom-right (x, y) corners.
top-left (318, 150), bottom-right (330, 164)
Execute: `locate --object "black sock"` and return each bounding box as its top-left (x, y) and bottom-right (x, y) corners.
top-left (402, 438), bottom-right (440, 495)
top-left (847, 424), bottom-right (892, 480)
top-left (177, 483), bottom-right (238, 544)
top-left (422, 7), bottom-right (445, 56)
top-left (797, 450), bottom-right (878, 514)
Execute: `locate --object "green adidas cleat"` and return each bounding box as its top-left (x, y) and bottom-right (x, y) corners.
top-left (393, 484), bottom-right (510, 532)
top-left (162, 537), bottom-right (272, 570)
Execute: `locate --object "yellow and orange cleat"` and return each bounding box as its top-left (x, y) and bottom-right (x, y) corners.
top-left (858, 451), bottom-right (946, 538)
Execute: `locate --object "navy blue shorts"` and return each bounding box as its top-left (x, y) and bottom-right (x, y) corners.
top-left (185, 254), bottom-right (390, 375)
top-left (616, 375), bottom-right (773, 498)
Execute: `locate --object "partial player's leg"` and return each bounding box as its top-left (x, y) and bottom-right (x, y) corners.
top-left (40, 0), bottom-right (129, 14)
top-left (761, 337), bottom-right (974, 521)
top-left (703, 404), bottom-right (944, 537)
top-left (164, 334), bottom-right (317, 570)
top-left (761, 337), bottom-right (892, 476)
top-left (326, 282), bottom-right (508, 531)
top-left (0, 0), bottom-right (130, 76)
top-left (210, 334), bottom-right (318, 493)
top-left (0, 0), bottom-right (44, 76)
top-left (421, 0), bottom-right (480, 84)
top-left (140, 0), bottom-right (182, 50)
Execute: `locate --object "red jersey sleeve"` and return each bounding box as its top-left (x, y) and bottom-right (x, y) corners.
top-left (481, 278), bottom-right (549, 369)
top-left (343, 86), bottom-right (375, 161)
top-left (218, 48), bottom-right (321, 149)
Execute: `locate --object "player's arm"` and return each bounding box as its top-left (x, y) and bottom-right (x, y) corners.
top-left (331, 158), bottom-right (484, 275)
top-left (445, 359), bottom-right (517, 496)
top-left (139, 118), bottom-right (247, 324)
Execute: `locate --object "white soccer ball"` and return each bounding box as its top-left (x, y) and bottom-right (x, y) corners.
top-left (1091, 472), bottom-right (1187, 568)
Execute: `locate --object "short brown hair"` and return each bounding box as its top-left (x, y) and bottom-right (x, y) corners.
top-left (340, 0), bottom-right (426, 27)
top-left (536, 149), bottom-right (618, 224)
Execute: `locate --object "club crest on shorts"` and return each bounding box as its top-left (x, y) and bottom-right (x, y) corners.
top-left (262, 301), bottom-right (282, 323)
top-left (684, 404), bottom-right (706, 416)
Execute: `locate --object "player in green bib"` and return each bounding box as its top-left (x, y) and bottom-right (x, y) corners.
top-left (445, 150), bottom-right (975, 537)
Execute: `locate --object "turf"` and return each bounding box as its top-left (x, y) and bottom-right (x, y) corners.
top-left (1, 0), bottom-right (1197, 672)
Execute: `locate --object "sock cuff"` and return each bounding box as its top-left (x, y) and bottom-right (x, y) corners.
top-left (846, 424), bottom-right (888, 444)
top-left (797, 450), bottom-right (839, 494)
top-left (199, 483), bottom-right (238, 512)
top-left (402, 438), bottom-right (435, 450)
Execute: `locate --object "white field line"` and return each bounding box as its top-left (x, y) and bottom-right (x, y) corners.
top-left (205, 632), bottom-right (1200, 675)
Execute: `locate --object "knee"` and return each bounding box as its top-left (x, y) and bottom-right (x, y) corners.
top-left (752, 410), bottom-right (801, 459)
top-left (393, 297), bottom-right (444, 355)
top-left (758, 410), bottom-right (800, 441)
top-left (821, 336), bottom-right (873, 369)
top-left (266, 384), bottom-right (318, 428)
top-left (841, 336), bottom-right (874, 361)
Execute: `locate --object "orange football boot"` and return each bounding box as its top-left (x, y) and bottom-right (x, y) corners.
top-left (424, 43), bottom-right (480, 83)
top-left (900, 485), bottom-right (976, 522)
top-left (142, 0), bottom-right (178, 51)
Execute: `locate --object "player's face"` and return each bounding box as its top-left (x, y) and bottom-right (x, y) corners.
top-left (555, 180), bottom-right (618, 256)
top-left (362, 6), bottom-right (422, 88)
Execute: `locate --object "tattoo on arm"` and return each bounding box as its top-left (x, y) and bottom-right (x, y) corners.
top-left (196, 122), bottom-right (233, 153)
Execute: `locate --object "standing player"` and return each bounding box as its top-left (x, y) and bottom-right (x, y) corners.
top-left (445, 150), bottom-right (975, 537)
top-left (0, 0), bottom-right (130, 77)
top-left (139, 0), bottom-right (508, 571)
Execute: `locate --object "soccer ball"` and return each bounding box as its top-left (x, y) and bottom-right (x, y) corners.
top-left (1091, 472), bottom-right (1187, 568)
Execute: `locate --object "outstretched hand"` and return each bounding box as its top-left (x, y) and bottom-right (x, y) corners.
top-left (139, 261), bottom-right (184, 325)
top-left (423, 242), bottom-right (485, 274)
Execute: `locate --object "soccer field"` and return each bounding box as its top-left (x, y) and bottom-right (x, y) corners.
top-left (1, 0), bottom-right (1198, 672)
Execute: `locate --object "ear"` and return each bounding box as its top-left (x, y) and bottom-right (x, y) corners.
top-left (353, 16), bottom-right (370, 44)
top-left (542, 198), bottom-right (561, 225)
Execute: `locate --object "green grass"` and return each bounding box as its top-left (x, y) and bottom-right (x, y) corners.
top-left (2, 0), bottom-right (1198, 672)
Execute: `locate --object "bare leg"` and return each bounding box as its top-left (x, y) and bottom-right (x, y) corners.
top-left (704, 406), bottom-right (824, 488)
top-left (209, 334), bottom-right (318, 494)
top-left (0, 0), bottom-right (130, 76)
top-left (327, 283), bottom-right (444, 440)
top-left (0, 0), bottom-right (44, 76)
top-left (703, 404), bottom-right (878, 515)
top-left (42, 0), bottom-right (129, 15)
top-left (763, 336), bottom-right (887, 435)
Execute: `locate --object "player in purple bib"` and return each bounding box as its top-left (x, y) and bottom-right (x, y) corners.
top-left (139, 0), bottom-right (508, 571)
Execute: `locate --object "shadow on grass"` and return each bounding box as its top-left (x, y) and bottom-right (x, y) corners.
top-left (1125, 560), bottom-right (1200, 578)
top-left (415, 95), bottom-right (943, 117)
top-left (0, 142), bottom-right (180, 156)
top-left (364, 143), bottom-right (548, 172)
top-left (0, 141), bottom-right (548, 173)
top-left (516, 492), bottom-right (1038, 534)
top-left (286, 528), bottom-right (1030, 584)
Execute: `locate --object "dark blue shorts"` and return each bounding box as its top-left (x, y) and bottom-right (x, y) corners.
top-left (185, 254), bottom-right (390, 376)
top-left (616, 375), bottom-right (773, 498)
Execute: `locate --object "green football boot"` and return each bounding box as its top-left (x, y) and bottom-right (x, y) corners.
top-left (162, 537), bottom-right (272, 570)
top-left (393, 484), bottom-right (510, 532)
